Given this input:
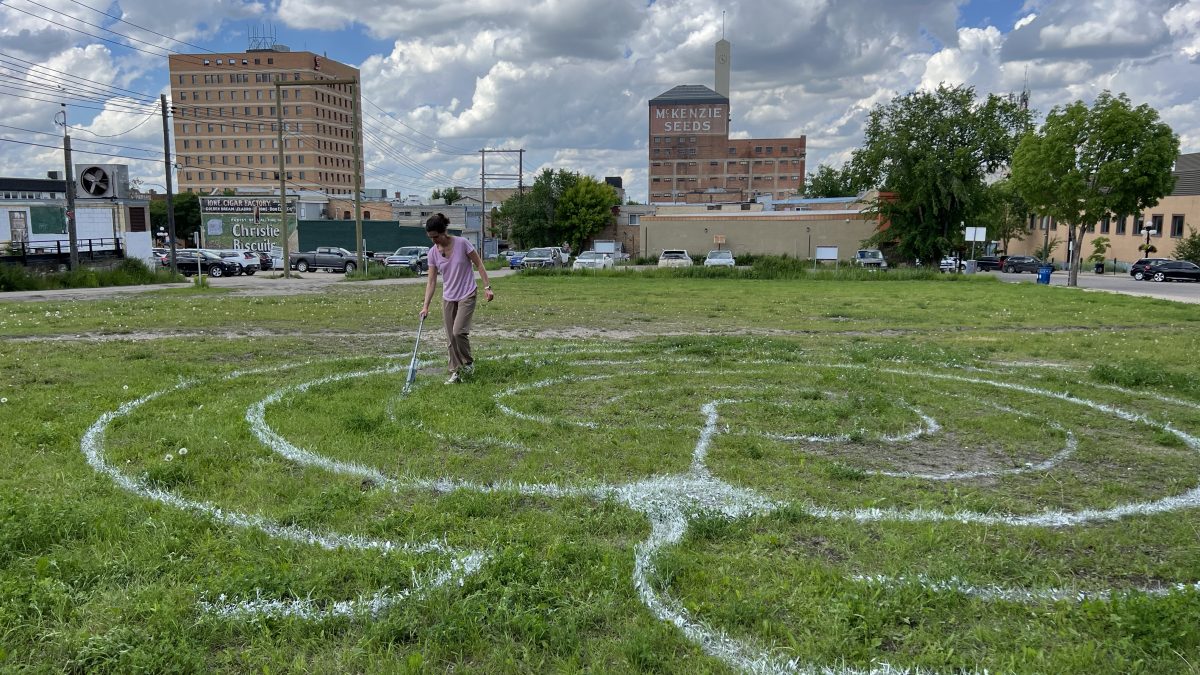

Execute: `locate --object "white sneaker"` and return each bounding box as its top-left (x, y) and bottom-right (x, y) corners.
top-left (444, 371), bottom-right (461, 385)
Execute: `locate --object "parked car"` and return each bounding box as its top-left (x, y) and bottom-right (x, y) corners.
top-left (704, 250), bottom-right (737, 267)
top-left (507, 251), bottom-right (527, 269)
top-left (853, 248), bottom-right (887, 269)
top-left (173, 249), bottom-right (238, 277)
top-left (974, 255), bottom-right (1003, 271)
top-left (253, 251), bottom-right (273, 270)
top-left (1002, 255), bottom-right (1042, 273)
top-left (216, 249), bottom-right (260, 275)
top-left (939, 256), bottom-right (963, 272)
top-left (1129, 257), bottom-right (1172, 281)
top-left (523, 247), bottom-right (564, 268)
top-left (658, 249), bottom-right (693, 267)
top-left (290, 246), bottom-right (358, 273)
top-left (1145, 260), bottom-right (1200, 282)
top-left (572, 250), bottom-right (615, 270)
top-left (384, 246), bottom-right (430, 272)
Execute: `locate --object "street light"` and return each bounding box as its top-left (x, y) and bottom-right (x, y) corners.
top-left (1143, 227), bottom-right (1158, 255)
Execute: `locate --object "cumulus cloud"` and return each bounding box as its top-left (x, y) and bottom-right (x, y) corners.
top-left (2, 0), bottom-right (1200, 201)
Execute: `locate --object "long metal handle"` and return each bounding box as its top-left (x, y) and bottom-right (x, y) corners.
top-left (403, 316), bottom-right (426, 394)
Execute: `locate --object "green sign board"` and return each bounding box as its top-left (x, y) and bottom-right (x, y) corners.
top-left (199, 197), bottom-right (294, 252)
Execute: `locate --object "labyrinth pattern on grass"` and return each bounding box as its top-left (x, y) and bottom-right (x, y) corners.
top-left (82, 343), bottom-right (1200, 675)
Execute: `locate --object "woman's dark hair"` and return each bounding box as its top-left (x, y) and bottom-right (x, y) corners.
top-left (425, 212), bottom-right (450, 233)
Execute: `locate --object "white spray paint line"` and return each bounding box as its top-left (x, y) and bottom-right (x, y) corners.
top-left (851, 573), bottom-right (1200, 604)
top-left (83, 385), bottom-right (457, 556)
top-left (84, 351), bottom-right (1200, 674)
top-left (200, 551), bottom-right (487, 620)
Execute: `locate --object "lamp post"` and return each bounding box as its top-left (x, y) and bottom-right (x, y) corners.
top-left (1143, 227), bottom-right (1158, 255)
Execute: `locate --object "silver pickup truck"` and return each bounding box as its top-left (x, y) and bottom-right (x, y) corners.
top-left (290, 246), bottom-right (359, 273)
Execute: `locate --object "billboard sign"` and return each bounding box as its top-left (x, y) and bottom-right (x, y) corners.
top-left (649, 104), bottom-right (729, 135)
top-left (198, 197), bottom-right (295, 252)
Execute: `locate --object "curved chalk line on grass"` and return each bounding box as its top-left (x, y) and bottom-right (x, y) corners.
top-left (85, 349), bottom-right (1200, 674)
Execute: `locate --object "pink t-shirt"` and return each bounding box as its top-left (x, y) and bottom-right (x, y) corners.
top-left (429, 236), bottom-right (477, 302)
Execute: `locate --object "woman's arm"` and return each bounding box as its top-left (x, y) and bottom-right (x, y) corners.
top-left (420, 264), bottom-right (438, 318)
top-left (468, 249), bottom-right (494, 302)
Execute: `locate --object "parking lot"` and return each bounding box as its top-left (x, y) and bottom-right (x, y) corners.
top-left (993, 269), bottom-right (1200, 304)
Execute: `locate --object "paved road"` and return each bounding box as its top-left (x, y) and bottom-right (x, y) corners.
top-left (2, 266), bottom-right (1197, 304)
top-left (992, 269), bottom-right (1200, 304)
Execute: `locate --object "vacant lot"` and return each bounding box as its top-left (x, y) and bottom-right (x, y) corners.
top-left (3, 273), bottom-right (1199, 673)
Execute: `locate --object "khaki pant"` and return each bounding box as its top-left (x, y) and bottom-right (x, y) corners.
top-left (442, 292), bottom-right (477, 373)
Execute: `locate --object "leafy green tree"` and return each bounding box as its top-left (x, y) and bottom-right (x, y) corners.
top-left (431, 187), bottom-right (463, 204)
top-left (1011, 91), bottom-right (1179, 286)
top-left (497, 169), bottom-right (582, 248)
top-left (803, 163), bottom-right (859, 198)
top-left (148, 192), bottom-right (201, 245)
top-left (557, 176), bottom-right (619, 253)
top-left (979, 178), bottom-right (1030, 253)
top-left (1174, 226), bottom-right (1200, 264)
top-left (850, 84), bottom-right (1032, 265)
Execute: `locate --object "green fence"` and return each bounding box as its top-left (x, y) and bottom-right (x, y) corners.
top-left (297, 220), bottom-right (460, 254)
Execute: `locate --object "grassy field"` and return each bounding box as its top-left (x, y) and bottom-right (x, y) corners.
top-left (2, 272), bottom-right (1200, 674)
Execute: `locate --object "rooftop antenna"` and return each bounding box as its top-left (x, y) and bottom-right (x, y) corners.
top-left (722, 10), bottom-right (726, 38)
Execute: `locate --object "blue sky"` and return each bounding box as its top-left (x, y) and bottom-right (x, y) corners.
top-left (1, 0), bottom-right (1197, 202)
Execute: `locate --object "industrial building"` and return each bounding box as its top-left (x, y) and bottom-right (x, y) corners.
top-left (167, 43), bottom-right (362, 197)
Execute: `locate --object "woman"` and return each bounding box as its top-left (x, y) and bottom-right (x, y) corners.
top-left (419, 213), bottom-right (494, 384)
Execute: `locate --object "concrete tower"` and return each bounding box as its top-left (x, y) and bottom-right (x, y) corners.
top-left (715, 38), bottom-right (730, 98)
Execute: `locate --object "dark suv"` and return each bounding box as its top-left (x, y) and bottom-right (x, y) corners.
top-left (1002, 255), bottom-right (1042, 273)
top-left (974, 255), bottom-right (1003, 271)
top-left (1129, 258), bottom-right (1171, 281)
top-left (173, 249), bottom-right (238, 277)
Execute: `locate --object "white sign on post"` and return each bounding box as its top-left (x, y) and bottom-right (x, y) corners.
top-left (965, 226), bottom-right (987, 242)
top-left (815, 245), bottom-right (839, 261)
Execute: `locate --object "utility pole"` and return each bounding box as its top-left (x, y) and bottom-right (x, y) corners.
top-left (352, 77), bottom-right (363, 272)
top-left (57, 105), bottom-right (80, 270)
top-left (275, 81), bottom-right (289, 278)
top-left (160, 94), bottom-right (179, 273)
top-left (479, 148), bottom-right (523, 246)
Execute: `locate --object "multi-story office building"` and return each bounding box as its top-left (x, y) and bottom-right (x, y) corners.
top-left (168, 46), bottom-right (362, 196)
top-left (648, 40), bottom-right (806, 204)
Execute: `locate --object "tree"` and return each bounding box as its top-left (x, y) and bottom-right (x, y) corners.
top-left (850, 84), bottom-right (1032, 265)
top-left (496, 169), bottom-right (582, 248)
top-left (431, 187), bottom-right (463, 204)
top-left (1173, 226), bottom-right (1200, 264)
top-left (1011, 91), bottom-right (1179, 286)
top-left (556, 177), bottom-right (619, 254)
top-left (148, 192), bottom-right (201, 244)
top-left (978, 178), bottom-right (1030, 253)
top-left (803, 163), bottom-right (860, 198)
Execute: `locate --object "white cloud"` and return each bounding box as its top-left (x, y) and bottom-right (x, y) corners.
top-left (2, 0), bottom-right (1199, 202)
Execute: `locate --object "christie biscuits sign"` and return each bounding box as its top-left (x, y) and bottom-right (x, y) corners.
top-left (650, 104), bottom-right (728, 135)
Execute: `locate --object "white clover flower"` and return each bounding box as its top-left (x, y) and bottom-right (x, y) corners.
top-left (123, 385), bottom-right (129, 390)
top-left (0, 398), bottom-right (6, 403)
top-left (178, 447), bottom-right (188, 456)
top-left (164, 453), bottom-right (174, 462)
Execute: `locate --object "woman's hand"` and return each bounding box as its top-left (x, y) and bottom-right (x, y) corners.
top-left (484, 288), bottom-right (494, 302)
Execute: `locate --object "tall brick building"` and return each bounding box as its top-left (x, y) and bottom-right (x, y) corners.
top-left (168, 46), bottom-right (362, 196)
top-left (648, 41), bottom-right (806, 204)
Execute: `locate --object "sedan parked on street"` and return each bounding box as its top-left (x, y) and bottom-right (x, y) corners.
top-left (1002, 255), bottom-right (1042, 273)
top-left (1145, 260), bottom-right (1200, 282)
top-left (507, 251), bottom-right (526, 269)
top-left (572, 250), bottom-right (615, 270)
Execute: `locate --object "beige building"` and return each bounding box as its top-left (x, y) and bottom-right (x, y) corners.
top-left (639, 196), bottom-right (880, 259)
top-left (168, 47), bottom-right (362, 196)
top-left (1008, 152), bottom-right (1200, 264)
